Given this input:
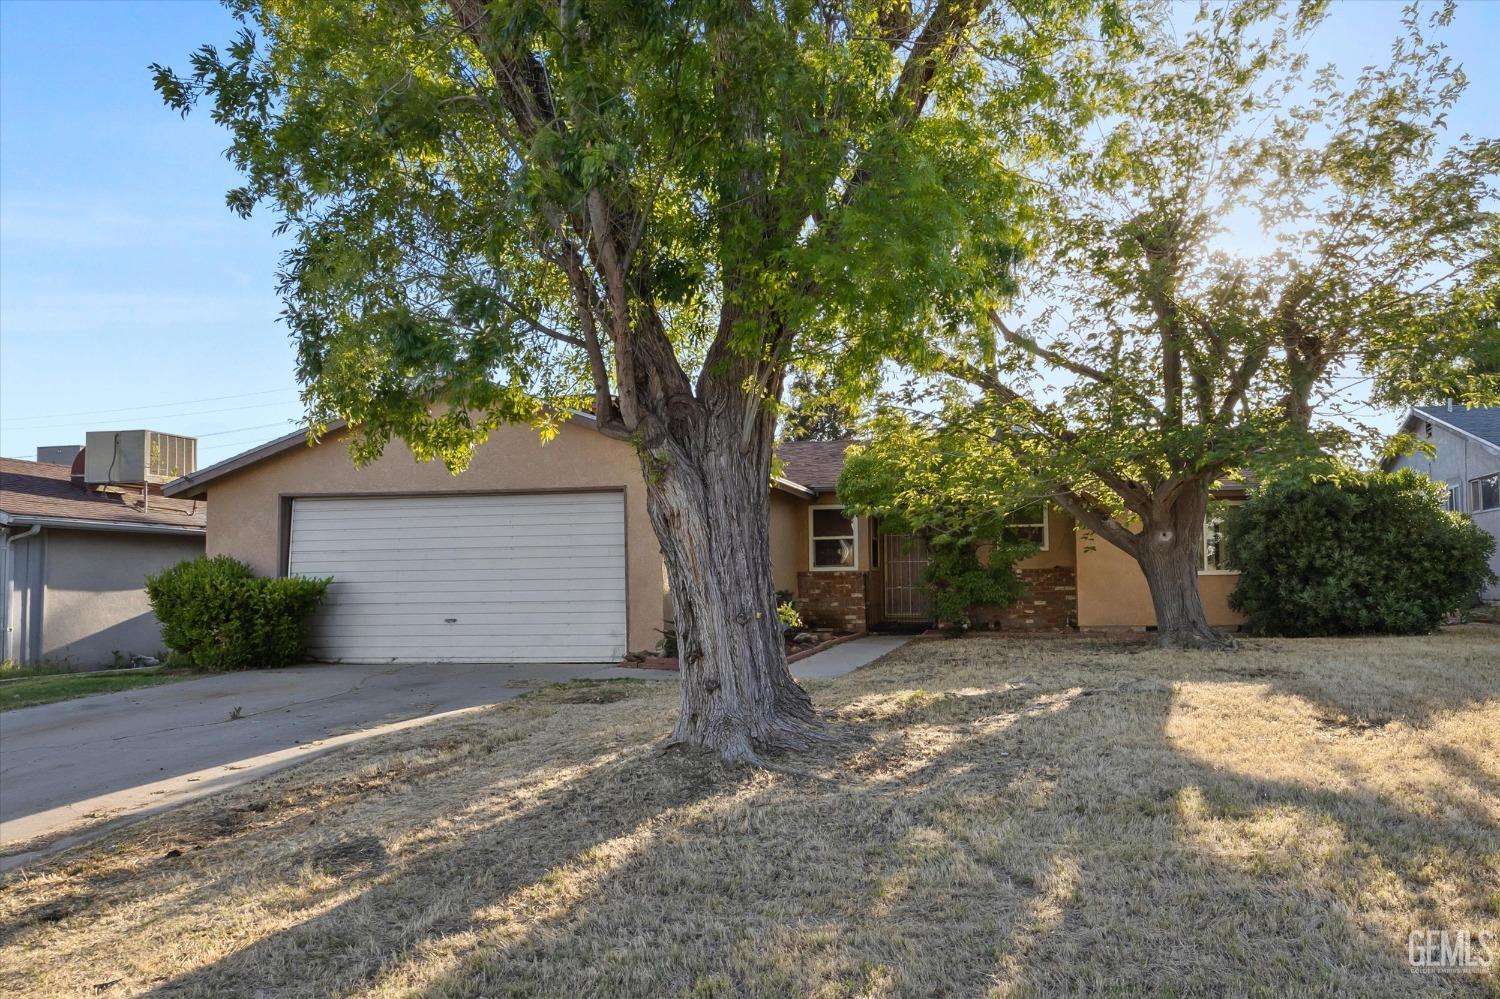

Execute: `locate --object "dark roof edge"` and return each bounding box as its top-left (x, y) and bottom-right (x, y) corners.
top-left (0, 511), bottom-right (205, 536)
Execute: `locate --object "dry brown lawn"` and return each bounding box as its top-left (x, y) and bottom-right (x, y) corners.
top-left (2, 629), bottom-right (1498, 998)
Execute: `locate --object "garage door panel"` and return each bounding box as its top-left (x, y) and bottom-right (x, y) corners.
top-left (289, 492), bottom-right (627, 663)
top-left (296, 647), bottom-right (613, 663)
top-left (288, 511), bottom-right (626, 531)
top-left (314, 579), bottom-right (625, 596)
top-left (289, 502), bottom-right (622, 522)
top-left (304, 559), bottom-right (625, 576)
top-left (286, 526), bottom-right (624, 547)
top-left (320, 578), bottom-right (626, 593)
top-left (290, 511), bottom-right (626, 527)
top-left (287, 534), bottom-right (625, 553)
top-left (316, 624), bottom-right (627, 639)
top-left (321, 608), bottom-right (627, 627)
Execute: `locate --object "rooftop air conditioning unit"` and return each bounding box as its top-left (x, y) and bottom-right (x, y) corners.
top-left (84, 430), bottom-right (198, 486)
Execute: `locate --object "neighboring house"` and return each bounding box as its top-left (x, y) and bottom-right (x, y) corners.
top-left (1, 457), bottom-right (206, 666)
top-left (1384, 404), bottom-right (1500, 601)
top-left (162, 416), bottom-right (1245, 664)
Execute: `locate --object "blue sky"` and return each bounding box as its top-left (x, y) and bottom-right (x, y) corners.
top-left (2, 0), bottom-right (1497, 465)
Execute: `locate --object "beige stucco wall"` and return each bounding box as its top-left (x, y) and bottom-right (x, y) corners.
top-left (768, 490), bottom-right (806, 594)
top-left (200, 421), bottom-right (669, 653)
top-left (41, 529), bottom-right (204, 666)
top-left (1074, 526), bottom-right (1245, 628)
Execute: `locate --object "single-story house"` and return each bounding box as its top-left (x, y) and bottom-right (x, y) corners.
top-left (1384, 404), bottom-right (1500, 601)
top-left (162, 415), bottom-right (1245, 664)
top-left (1, 457), bottom-right (206, 666)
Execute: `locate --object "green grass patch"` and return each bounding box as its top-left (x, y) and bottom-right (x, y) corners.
top-left (0, 667), bottom-right (197, 711)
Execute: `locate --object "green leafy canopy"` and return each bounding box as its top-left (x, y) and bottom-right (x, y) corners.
top-left (855, 0), bottom-right (1498, 560)
top-left (152, 0), bottom-right (1115, 470)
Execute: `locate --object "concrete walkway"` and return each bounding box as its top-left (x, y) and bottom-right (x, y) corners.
top-left (791, 635), bottom-right (913, 678)
top-left (0, 661), bottom-right (596, 864)
top-left (585, 634), bottom-right (912, 682)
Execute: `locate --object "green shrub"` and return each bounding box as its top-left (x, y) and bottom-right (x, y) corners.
top-left (777, 600), bottom-right (804, 631)
top-left (147, 555), bottom-right (331, 670)
top-left (924, 538), bottom-right (1030, 631)
top-left (1225, 469), bottom-right (1497, 636)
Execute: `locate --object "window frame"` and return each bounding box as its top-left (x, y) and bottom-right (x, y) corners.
top-left (1002, 502), bottom-right (1049, 552)
top-left (1470, 473), bottom-right (1500, 513)
top-left (1199, 514), bottom-right (1237, 575)
top-left (1443, 483), bottom-right (1461, 512)
top-left (809, 504), bottom-right (859, 572)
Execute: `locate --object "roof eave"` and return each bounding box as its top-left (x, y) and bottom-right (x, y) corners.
top-left (162, 409), bottom-right (609, 499)
top-left (163, 423), bottom-right (337, 498)
top-left (771, 476), bottom-right (817, 499)
top-left (0, 512), bottom-right (205, 536)
top-left (1409, 407), bottom-right (1500, 458)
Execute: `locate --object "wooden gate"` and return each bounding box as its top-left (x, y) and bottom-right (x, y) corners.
top-left (882, 533), bottom-right (934, 622)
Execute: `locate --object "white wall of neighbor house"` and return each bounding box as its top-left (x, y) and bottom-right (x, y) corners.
top-left (4, 528), bottom-right (204, 667)
top-left (1390, 417), bottom-right (1500, 601)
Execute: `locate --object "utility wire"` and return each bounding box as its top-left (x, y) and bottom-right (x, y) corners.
top-left (1, 397), bottom-right (302, 431)
top-left (1, 386), bottom-right (294, 421)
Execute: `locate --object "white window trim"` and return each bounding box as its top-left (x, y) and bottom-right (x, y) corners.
top-left (1471, 473), bottom-right (1500, 513)
top-left (1445, 482), bottom-right (1462, 512)
top-left (1004, 504), bottom-right (1049, 552)
top-left (1199, 514), bottom-right (1237, 575)
top-left (809, 504), bottom-right (859, 572)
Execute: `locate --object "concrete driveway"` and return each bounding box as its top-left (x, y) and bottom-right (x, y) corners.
top-left (0, 661), bottom-right (595, 864)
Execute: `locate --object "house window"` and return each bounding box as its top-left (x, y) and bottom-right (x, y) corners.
top-left (1001, 502), bottom-right (1048, 550)
top-left (1201, 516), bottom-right (1234, 573)
top-left (1443, 484), bottom-right (1461, 512)
top-left (811, 506), bottom-right (856, 570)
top-left (1470, 474), bottom-right (1499, 512)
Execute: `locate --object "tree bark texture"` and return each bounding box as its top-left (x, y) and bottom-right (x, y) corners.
top-left (638, 390), bottom-right (825, 763)
top-left (1133, 484), bottom-right (1233, 649)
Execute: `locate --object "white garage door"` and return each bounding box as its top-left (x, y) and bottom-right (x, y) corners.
top-left (287, 492), bottom-right (627, 663)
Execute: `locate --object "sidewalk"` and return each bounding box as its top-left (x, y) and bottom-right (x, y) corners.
top-left (585, 634), bottom-right (912, 682)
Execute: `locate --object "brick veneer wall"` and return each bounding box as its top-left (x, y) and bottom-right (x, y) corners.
top-left (969, 566), bottom-right (1077, 630)
top-left (796, 571), bottom-right (868, 632)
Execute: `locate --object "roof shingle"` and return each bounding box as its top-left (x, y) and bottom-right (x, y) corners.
top-left (775, 439), bottom-right (853, 492)
top-left (0, 457), bottom-right (206, 531)
top-left (1415, 405), bottom-right (1500, 448)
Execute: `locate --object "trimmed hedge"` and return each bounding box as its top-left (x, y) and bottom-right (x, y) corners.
top-left (1225, 469), bottom-right (1496, 636)
top-left (147, 556), bottom-right (331, 670)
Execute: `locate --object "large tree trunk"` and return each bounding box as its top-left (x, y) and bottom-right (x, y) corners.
top-left (1134, 485), bottom-right (1233, 650)
top-left (636, 400), bottom-right (826, 764)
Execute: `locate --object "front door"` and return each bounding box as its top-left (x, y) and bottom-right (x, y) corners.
top-left (882, 533), bottom-right (933, 622)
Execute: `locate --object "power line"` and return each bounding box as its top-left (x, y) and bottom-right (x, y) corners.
top-left (1, 398), bottom-right (304, 432)
top-left (0, 387), bottom-right (297, 425)
top-left (196, 420), bottom-right (298, 440)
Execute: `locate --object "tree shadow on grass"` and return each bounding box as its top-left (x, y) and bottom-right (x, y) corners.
top-left (6, 642), bottom-right (1496, 997)
top-left (397, 644), bottom-right (1495, 997)
top-left (131, 743), bottom-right (730, 997)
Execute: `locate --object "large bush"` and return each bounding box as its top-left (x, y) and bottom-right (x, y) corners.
top-left (147, 556), bottom-right (331, 670)
top-left (1225, 470), bottom-right (1496, 636)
